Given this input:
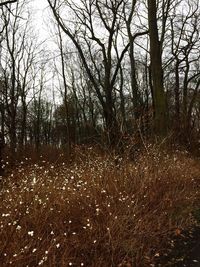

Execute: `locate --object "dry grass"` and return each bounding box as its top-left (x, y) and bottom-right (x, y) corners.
top-left (1, 147), bottom-right (200, 267)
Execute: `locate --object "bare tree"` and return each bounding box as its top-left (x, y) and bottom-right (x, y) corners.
top-left (124, 0), bottom-right (148, 121)
top-left (147, 0), bottom-right (168, 136)
top-left (47, 0), bottom-right (133, 146)
top-left (0, 0), bottom-right (39, 156)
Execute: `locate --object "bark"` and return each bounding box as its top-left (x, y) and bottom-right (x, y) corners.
top-left (174, 58), bottom-right (180, 129)
top-left (0, 131), bottom-right (5, 176)
top-left (57, 25), bottom-right (71, 154)
top-left (147, 0), bottom-right (167, 136)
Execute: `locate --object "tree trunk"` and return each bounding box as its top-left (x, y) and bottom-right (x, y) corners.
top-left (0, 132), bottom-right (4, 177)
top-left (104, 92), bottom-right (119, 147)
top-left (20, 104), bottom-right (27, 147)
top-left (174, 58), bottom-right (180, 131)
top-left (148, 0), bottom-right (167, 136)
top-left (129, 41), bottom-right (140, 120)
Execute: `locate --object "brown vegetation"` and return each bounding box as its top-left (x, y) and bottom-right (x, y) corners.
top-left (1, 146), bottom-right (200, 267)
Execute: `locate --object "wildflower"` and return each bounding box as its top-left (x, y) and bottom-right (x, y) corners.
top-left (16, 225), bottom-right (21, 230)
top-left (2, 213), bottom-right (10, 217)
top-left (32, 177), bottom-right (36, 184)
top-left (28, 231), bottom-right (34, 236)
top-left (96, 208), bottom-right (100, 215)
top-left (38, 260), bottom-right (44, 266)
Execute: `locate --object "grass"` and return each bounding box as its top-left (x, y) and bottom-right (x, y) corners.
top-left (1, 146), bottom-right (200, 266)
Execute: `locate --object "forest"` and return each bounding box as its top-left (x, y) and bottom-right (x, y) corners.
top-left (0, 0), bottom-right (200, 266)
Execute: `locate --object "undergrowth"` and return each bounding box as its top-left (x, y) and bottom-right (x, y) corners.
top-left (1, 146), bottom-right (200, 266)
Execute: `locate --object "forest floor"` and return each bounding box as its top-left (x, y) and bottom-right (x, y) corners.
top-left (1, 145), bottom-right (200, 266)
top-left (154, 226), bottom-right (200, 266)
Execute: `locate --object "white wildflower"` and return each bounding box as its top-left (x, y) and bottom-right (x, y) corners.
top-left (28, 231), bottom-right (34, 236)
top-left (16, 225), bottom-right (21, 230)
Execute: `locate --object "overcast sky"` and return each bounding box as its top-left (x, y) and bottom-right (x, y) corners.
top-left (31, 0), bottom-right (50, 42)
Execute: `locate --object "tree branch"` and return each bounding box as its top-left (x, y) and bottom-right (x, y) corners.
top-left (0, 0), bottom-right (17, 7)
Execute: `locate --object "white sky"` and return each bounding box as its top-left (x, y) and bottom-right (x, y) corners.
top-left (30, 0), bottom-right (50, 42)
top-left (26, 0), bottom-right (61, 102)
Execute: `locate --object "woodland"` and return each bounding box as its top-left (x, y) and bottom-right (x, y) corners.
top-left (0, 0), bottom-right (200, 266)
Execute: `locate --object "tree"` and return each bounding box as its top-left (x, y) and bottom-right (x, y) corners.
top-left (56, 24), bottom-right (72, 153)
top-left (124, 0), bottom-right (148, 121)
top-left (47, 0), bottom-right (132, 147)
top-left (1, 1), bottom-right (32, 154)
top-left (168, 0), bottom-right (200, 137)
top-left (147, 0), bottom-right (168, 136)
top-left (0, 0), bottom-right (18, 166)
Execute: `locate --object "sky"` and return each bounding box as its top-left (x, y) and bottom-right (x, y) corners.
top-left (26, 0), bottom-right (62, 102)
top-left (30, 0), bottom-right (50, 42)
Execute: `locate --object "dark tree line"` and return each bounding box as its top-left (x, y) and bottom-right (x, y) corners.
top-left (0, 0), bottom-right (200, 161)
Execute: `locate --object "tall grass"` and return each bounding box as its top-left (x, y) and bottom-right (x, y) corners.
top-left (1, 147), bottom-right (200, 266)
